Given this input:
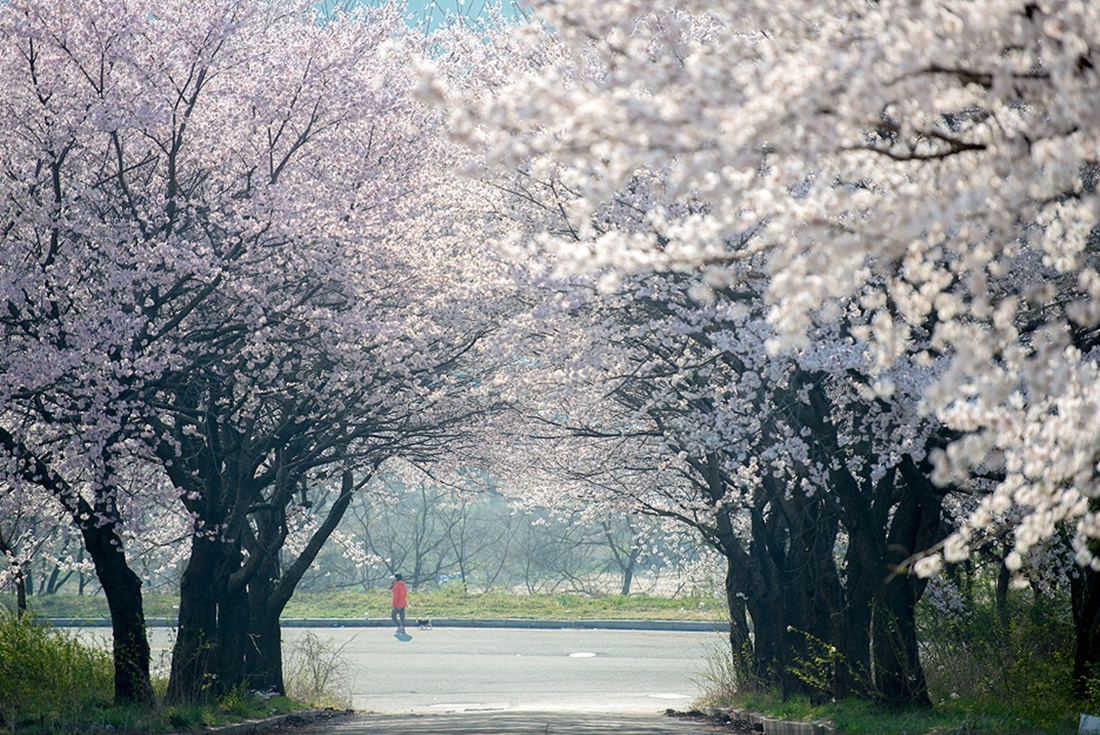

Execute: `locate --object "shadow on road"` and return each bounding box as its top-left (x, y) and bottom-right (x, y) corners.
top-left (290, 711), bottom-right (726, 735)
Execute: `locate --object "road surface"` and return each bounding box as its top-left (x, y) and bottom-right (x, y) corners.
top-left (284, 710), bottom-right (728, 735)
top-left (99, 624), bottom-right (721, 712)
top-left (278, 625), bottom-right (720, 713)
top-left (77, 625), bottom-right (730, 733)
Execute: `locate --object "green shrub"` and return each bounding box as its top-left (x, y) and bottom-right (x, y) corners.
top-left (918, 578), bottom-right (1077, 723)
top-left (698, 576), bottom-right (1082, 733)
top-left (0, 611), bottom-right (113, 731)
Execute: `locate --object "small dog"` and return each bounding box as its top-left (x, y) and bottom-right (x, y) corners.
top-left (416, 618), bottom-right (433, 630)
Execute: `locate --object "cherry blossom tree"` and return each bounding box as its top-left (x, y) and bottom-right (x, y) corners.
top-left (447, 0), bottom-right (1100, 561)
top-left (493, 262), bottom-right (951, 701)
top-left (0, 0), bottom-right (516, 703)
top-left (440, 0), bottom-right (1100, 696)
top-left (442, 91), bottom-right (952, 697)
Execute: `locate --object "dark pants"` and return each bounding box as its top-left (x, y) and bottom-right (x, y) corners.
top-left (392, 606), bottom-right (406, 629)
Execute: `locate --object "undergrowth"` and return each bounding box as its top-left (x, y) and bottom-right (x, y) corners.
top-left (697, 582), bottom-right (1088, 734)
top-left (283, 630), bottom-right (353, 708)
top-left (0, 612), bottom-right (320, 734)
top-left (0, 610), bottom-right (112, 733)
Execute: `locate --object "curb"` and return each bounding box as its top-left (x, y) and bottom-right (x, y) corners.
top-left (169, 708), bottom-right (349, 735)
top-left (49, 617), bottom-right (729, 633)
top-left (168, 710), bottom-right (315, 735)
top-left (700, 707), bottom-right (835, 735)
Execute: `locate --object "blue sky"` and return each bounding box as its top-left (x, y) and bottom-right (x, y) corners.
top-left (403, 0), bottom-right (525, 26)
top-left (327, 0), bottom-right (526, 29)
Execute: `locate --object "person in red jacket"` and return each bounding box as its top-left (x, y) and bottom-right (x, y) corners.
top-left (390, 573), bottom-right (408, 634)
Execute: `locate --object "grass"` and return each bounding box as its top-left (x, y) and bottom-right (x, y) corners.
top-left (0, 610), bottom-right (113, 731)
top-left (284, 587), bottom-right (724, 621)
top-left (94, 693), bottom-right (305, 735)
top-left (0, 610), bottom-right (308, 735)
top-left (693, 582), bottom-right (1090, 735)
top-left (0, 592), bottom-right (180, 620)
top-left (696, 691), bottom-right (1080, 735)
top-left (2, 587), bottom-right (726, 622)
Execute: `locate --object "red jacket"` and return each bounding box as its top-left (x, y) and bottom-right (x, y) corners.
top-left (391, 580), bottom-right (408, 608)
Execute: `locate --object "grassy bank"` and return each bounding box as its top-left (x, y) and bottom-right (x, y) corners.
top-left (3, 588), bottom-right (726, 622)
top-left (693, 585), bottom-right (1088, 735)
top-left (694, 690), bottom-right (1079, 735)
top-left (0, 611), bottom-right (307, 735)
top-left (286, 588), bottom-right (724, 621)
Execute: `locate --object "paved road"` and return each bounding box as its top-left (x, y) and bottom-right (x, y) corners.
top-left (78, 625), bottom-right (721, 713)
top-left (284, 710), bottom-right (727, 735)
top-left (79, 625), bottom-right (729, 733)
top-left (276, 625), bottom-right (722, 713)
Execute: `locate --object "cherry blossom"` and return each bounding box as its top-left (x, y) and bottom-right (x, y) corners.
top-left (447, 0), bottom-right (1100, 576)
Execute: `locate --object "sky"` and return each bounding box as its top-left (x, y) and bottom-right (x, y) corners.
top-left (403, 0), bottom-right (525, 26)
top-left (329, 0), bottom-right (526, 29)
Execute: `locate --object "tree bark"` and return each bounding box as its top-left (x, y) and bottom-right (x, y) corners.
top-left (620, 560), bottom-right (635, 597)
top-left (722, 556), bottom-right (754, 688)
top-left (871, 457), bottom-right (940, 707)
top-left (0, 428), bottom-right (154, 706)
top-left (166, 535), bottom-right (223, 703)
top-left (244, 471), bottom-right (359, 693)
top-left (1072, 559), bottom-right (1100, 697)
top-left (82, 521), bottom-right (157, 706)
top-left (16, 574), bottom-right (27, 617)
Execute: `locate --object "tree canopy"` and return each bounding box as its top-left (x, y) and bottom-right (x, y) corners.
top-left (4, 0), bottom-right (1100, 710)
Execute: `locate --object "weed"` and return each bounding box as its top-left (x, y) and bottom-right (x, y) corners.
top-left (283, 630), bottom-right (353, 708)
top-left (786, 627), bottom-right (871, 703)
top-left (696, 633), bottom-right (747, 705)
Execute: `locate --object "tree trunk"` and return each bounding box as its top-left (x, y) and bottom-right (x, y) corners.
top-left (15, 573), bottom-right (27, 617)
top-left (836, 542), bottom-right (874, 698)
top-left (243, 470), bottom-right (360, 694)
top-left (168, 531), bottom-right (252, 702)
top-left (0, 428), bottom-right (154, 706)
top-left (45, 565), bottom-right (71, 595)
top-left (996, 545), bottom-right (1011, 629)
top-left (167, 535), bottom-right (223, 703)
top-left (1072, 562), bottom-right (1100, 697)
top-left (723, 556), bottom-right (755, 688)
top-left (245, 603), bottom-right (285, 695)
top-left (244, 549), bottom-right (285, 694)
top-left (872, 573), bottom-right (928, 705)
top-left (213, 565), bottom-right (251, 697)
top-left (871, 457), bottom-right (939, 707)
top-left (82, 521), bottom-right (156, 706)
top-left (620, 559), bottom-right (635, 597)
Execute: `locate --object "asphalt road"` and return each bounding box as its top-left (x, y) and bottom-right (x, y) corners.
top-left (76, 624), bottom-right (721, 713)
top-left (76, 625), bottom-right (728, 734)
top-left (277, 625), bottom-right (722, 714)
top-left (284, 710), bottom-right (728, 735)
